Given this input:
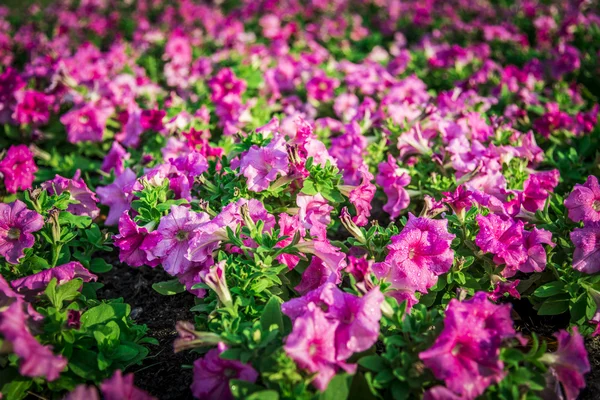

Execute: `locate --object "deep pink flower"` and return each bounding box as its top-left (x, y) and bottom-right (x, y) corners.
top-left (42, 171), bottom-right (100, 219)
top-left (100, 370), bottom-right (157, 400)
top-left (0, 144), bottom-right (37, 193)
top-left (521, 169), bottom-right (560, 213)
top-left (488, 279), bottom-right (521, 302)
top-left (148, 205), bottom-right (210, 275)
top-left (0, 200), bottom-right (44, 264)
top-left (295, 257), bottom-right (333, 294)
top-left (306, 71), bottom-right (339, 103)
top-left (541, 328), bottom-right (590, 400)
top-left (374, 214), bottom-right (455, 295)
top-left (376, 155), bottom-right (411, 219)
top-left (114, 212), bottom-right (159, 268)
top-left (101, 141), bottom-right (130, 176)
top-left (239, 135), bottom-right (289, 192)
top-left (419, 292), bottom-right (515, 399)
top-left (13, 90), bottom-right (53, 125)
top-left (140, 109), bottom-right (166, 131)
top-left (0, 276), bottom-right (67, 381)
top-left (570, 222), bottom-right (600, 274)
top-left (296, 193), bottom-right (333, 241)
top-left (208, 68), bottom-right (247, 104)
top-left (296, 240), bottom-right (347, 276)
top-left (97, 168), bottom-right (137, 226)
top-left (442, 185), bottom-right (474, 215)
top-left (347, 165), bottom-right (376, 227)
top-left (11, 261), bottom-right (96, 296)
top-left (60, 102), bottom-right (114, 143)
top-left (565, 175), bottom-right (600, 223)
top-left (518, 228), bottom-right (555, 275)
top-left (191, 343), bottom-right (258, 400)
top-left (476, 214), bottom-right (527, 270)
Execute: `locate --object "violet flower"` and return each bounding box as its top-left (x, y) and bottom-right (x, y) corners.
top-left (0, 200), bottom-right (44, 264)
top-left (11, 261), bottom-right (96, 296)
top-left (42, 171), bottom-right (100, 219)
top-left (239, 135), bottom-right (289, 192)
top-left (570, 222), bottom-right (600, 274)
top-left (565, 175), bottom-right (600, 223)
top-left (96, 168), bottom-right (137, 226)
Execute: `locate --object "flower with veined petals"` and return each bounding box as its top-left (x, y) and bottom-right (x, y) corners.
top-left (376, 155), bottom-right (411, 219)
top-left (565, 175), bottom-right (600, 223)
top-left (11, 261), bottom-right (96, 297)
top-left (96, 168), bottom-right (137, 226)
top-left (42, 171), bottom-right (100, 219)
top-left (296, 193), bottom-right (333, 241)
top-left (0, 144), bottom-right (37, 194)
top-left (239, 135), bottom-right (289, 192)
top-left (114, 212), bottom-right (159, 268)
top-left (0, 200), bottom-right (44, 264)
top-left (476, 213), bottom-right (527, 270)
top-left (570, 222), bottom-right (600, 274)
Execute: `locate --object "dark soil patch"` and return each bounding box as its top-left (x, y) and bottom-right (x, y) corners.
top-left (581, 336), bottom-right (600, 400)
top-left (98, 261), bottom-right (197, 399)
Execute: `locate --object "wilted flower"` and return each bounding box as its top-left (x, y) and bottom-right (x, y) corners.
top-left (200, 260), bottom-right (233, 308)
top-left (0, 200), bottom-right (44, 264)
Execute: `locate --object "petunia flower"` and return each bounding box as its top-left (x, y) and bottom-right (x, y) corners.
top-left (346, 164), bottom-right (376, 226)
top-left (60, 101), bottom-right (114, 143)
top-left (521, 169), bottom-right (560, 213)
top-left (376, 155), bottom-right (411, 220)
top-left (239, 135), bottom-right (289, 192)
top-left (419, 292), bottom-right (515, 399)
top-left (113, 212), bottom-right (159, 268)
top-left (191, 343), bottom-right (258, 400)
top-left (101, 141), bottom-right (130, 176)
top-left (42, 171), bottom-right (100, 219)
top-left (476, 213), bottom-right (527, 271)
top-left (518, 228), bottom-right (555, 274)
top-left (564, 175), bottom-right (600, 223)
top-left (11, 261), bottom-right (96, 297)
top-left (140, 109), bottom-right (166, 131)
top-left (13, 90), bottom-right (53, 126)
top-left (570, 222), bottom-right (600, 274)
top-left (0, 200), bottom-right (44, 264)
top-left (100, 370), bottom-right (157, 400)
top-left (296, 193), bottom-right (333, 241)
top-left (96, 168), bottom-right (137, 226)
top-left (0, 144), bottom-right (37, 194)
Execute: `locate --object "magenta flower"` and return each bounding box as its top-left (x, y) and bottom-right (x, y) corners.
top-left (419, 292), bottom-right (515, 399)
top-left (521, 169), bottom-right (559, 213)
top-left (11, 261), bottom-right (96, 296)
top-left (306, 71), bottom-right (339, 103)
top-left (239, 135), bottom-right (288, 192)
top-left (100, 370), bottom-right (157, 400)
top-left (295, 257), bottom-right (332, 294)
top-left (191, 343), bottom-right (258, 400)
top-left (347, 164), bottom-right (376, 226)
top-left (284, 303), bottom-right (355, 390)
top-left (13, 90), bottom-right (53, 126)
top-left (541, 328), bottom-right (590, 400)
top-left (488, 279), bottom-right (521, 302)
top-left (374, 214), bottom-right (455, 295)
top-left (114, 212), bottom-right (159, 268)
top-left (0, 200), bottom-right (44, 264)
top-left (296, 193), bottom-right (333, 241)
top-left (97, 168), bottom-right (137, 226)
top-left (0, 144), bottom-right (37, 194)
top-left (42, 171), bottom-right (100, 219)
top-left (376, 155), bottom-right (411, 219)
top-left (476, 214), bottom-right (527, 270)
top-left (60, 101), bottom-right (114, 143)
top-left (149, 205), bottom-right (210, 275)
top-left (570, 222), bottom-right (600, 274)
top-left (140, 109), bottom-right (166, 131)
top-left (442, 185), bottom-right (474, 215)
top-left (296, 240), bottom-right (347, 276)
top-left (0, 276), bottom-right (67, 381)
top-left (208, 68), bottom-right (247, 104)
top-left (101, 141), bottom-right (130, 176)
top-left (565, 175), bottom-right (600, 223)
top-left (519, 228), bottom-right (555, 274)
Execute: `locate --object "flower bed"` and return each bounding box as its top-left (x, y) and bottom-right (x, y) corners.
top-left (1, 0), bottom-right (600, 399)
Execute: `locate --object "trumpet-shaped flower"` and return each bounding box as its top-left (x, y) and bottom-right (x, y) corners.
top-left (42, 171), bottom-right (100, 219)
top-left (239, 135), bottom-right (288, 192)
top-left (565, 175), bottom-right (600, 223)
top-left (0, 200), bottom-right (44, 264)
top-left (11, 261), bottom-right (96, 296)
top-left (376, 155), bottom-right (411, 219)
top-left (570, 222), bottom-right (600, 274)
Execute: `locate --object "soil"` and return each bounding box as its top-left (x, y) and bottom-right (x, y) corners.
top-left (98, 261), bottom-right (197, 399)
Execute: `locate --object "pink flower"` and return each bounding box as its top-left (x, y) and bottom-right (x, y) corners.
top-left (306, 71), bottom-right (339, 103)
top-left (488, 279), bottom-right (521, 302)
top-left (442, 185), bottom-right (474, 215)
top-left (541, 328), bottom-right (590, 400)
top-left (208, 68), bottom-right (247, 104)
top-left (42, 171), bottom-right (100, 219)
top-left (296, 240), bottom-right (347, 276)
top-left (0, 200), bottom-right (44, 264)
top-left (11, 261), bottom-right (96, 296)
top-left (296, 193), bottom-right (333, 241)
top-left (284, 303), bottom-right (354, 390)
top-left (376, 155), bottom-right (411, 219)
top-left (101, 142), bottom-right (130, 176)
top-left (476, 214), bottom-right (527, 270)
top-left (0, 276), bottom-right (67, 381)
top-left (191, 343), bottom-right (258, 400)
top-left (295, 257), bottom-right (333, 294)
top-left (97, 168), bottom-right (137, 226)
top-left (521, 169), bottom-right (559, 213)
top-left (0, 144), bottom-right (37, 193)
top-left (565, 175), bottom-right (600, 223)
top-left (239, 135), bottom-right (288, 192)
top-left (419, 292), bottom-right (515, 399)
top-left (149, 205), bottom-right (210, 275)
top-left (374, 214), bottom-right (455, 295)
top-left (570, 222), bottom-right (600, 274)
top-left (100, 370), bottom-right (157, 400)
top-left (518, 228), bottom-right (555, 274)
top-left (114, 212), bottom-right (159, 268)
top-left (13, 90), bottom-right (53, 125)
top-left (140, 109), bottom-right (166, 131)
top-left (347, 165), bottom-right (376, 226)
top-left (60, 102), bottom-right (114, 143)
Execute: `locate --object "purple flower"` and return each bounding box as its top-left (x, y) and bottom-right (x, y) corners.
top-left (476, 214), bottom-right (527, 271)
top-left (374, 214), bottom-right (455, 296)
top-left (191, 343), bottom-right (258, 400)
top-left (100, 370), bottom-right (157, 400)
top-left (519, 228), bottom-right (555, 274)
top-left (97, 168), bottom-right (137, 226)
top-left (570, 222), bottom-right (600, 274)
top-left (306, 71), bottom-right (339, 103)
top-left (0, 144), bottom-right (37, 194)
top-left (113, 212), bottom-right (159, 268)
top-left (296, 193), bottom-right (333, 241)
top-left (488, 278), bottom-right (521, 302)
top-left (11, 261), bottom-right (96, 297)
top-left (565, 175), bottom-right (600, 223)
top-left (140, 109), bottom-right (166, 131)
top-left (541, 328), bottom-right (590, 400)
top-left (376, 155), bottom-right (411, 219)
top-left (0, 276), bottom-right (67, 381)
top-left (149, 205), bottom-right (210, 275)
top-left (0, 200), bottom-right (44, 264)
top-left (521, 170), bottom-right (559, 213)
top-left (419, 292), bottom-right (515, 399)
top-left (239, 135), bottom-right (288, 192)
top-left (42, 171), bottom-right (100, 219)
top-left (13, 90), bottom-right (53, 125)
top-left (295, 257), bottom-right (333, 294)
top-left (60, 101), bottom-right (114, 143)
top-left (101, 142), bottom-right (130, 176)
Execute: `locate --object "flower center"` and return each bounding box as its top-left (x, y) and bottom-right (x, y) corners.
top-left (79, 115), bottom-right (89, 124)
top-left (7, 228), bottom-right (20, 240)
top-left (176, 230), bottom-right (189, 241)
top-left (408, 248), bottom-right (416, 259)
top-left (593, 200), bottom-right (600, 212)
top-left (224, 368), bottom-right (236, 378)
top-left (318, 82), bottom-right (328, 91)
top-left (309, 343), bottom-right (318, 356)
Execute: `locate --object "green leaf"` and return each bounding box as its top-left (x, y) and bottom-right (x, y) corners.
top-left (90, 258), bottom-right (113, 273)
top-left (58, 211), bottom-right (92, 228)
top-left (533, 281), bottom-right (566, 298)
top-left (247, 391), bottom-right (279, 400)
top-left (320, 373), bottom-right (351, 400)
top-left (81, 303), bottom-right (130, 328)
top-left (45, 278), bottom-right (83, 309)
top-left (260, 296), bottom-right (284, 332)
top-left (152, 279), bottom-right (186, 295)
top-left (358, 355), bottom-right (387, 372)
top-left (538, 299), bottom-right (569, 315)
top-left (391, 381), bottom-right (409, 400)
